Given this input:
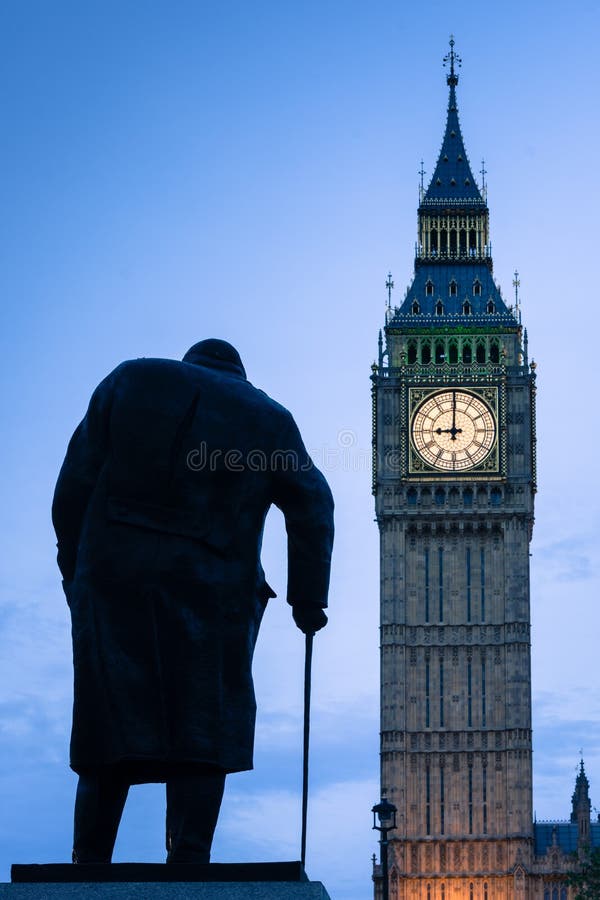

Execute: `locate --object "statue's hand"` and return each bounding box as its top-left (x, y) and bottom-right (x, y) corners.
top-left (292, 606), bottom-right (328, 635)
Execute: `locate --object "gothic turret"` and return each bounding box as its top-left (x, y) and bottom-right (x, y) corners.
top-left (572, 760), bottom-right (592, 856)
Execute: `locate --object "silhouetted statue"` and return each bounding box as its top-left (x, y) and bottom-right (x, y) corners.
top-left (52, 339), bottom-right (334, 864)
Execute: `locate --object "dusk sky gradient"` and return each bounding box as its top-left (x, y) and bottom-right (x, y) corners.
top-left (1, 3), bottom-right (600, 899)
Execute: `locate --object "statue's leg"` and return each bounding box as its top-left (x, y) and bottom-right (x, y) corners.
top-left (165, 769), bottom-right (226, 863)
top-left (72, 769), bottom-right (130, 863)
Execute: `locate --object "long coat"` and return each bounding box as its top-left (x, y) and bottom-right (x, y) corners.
top-left (52, 350), bottom-right (333, 775)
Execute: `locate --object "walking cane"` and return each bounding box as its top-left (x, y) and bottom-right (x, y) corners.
top-left (300, 631), bottom-right (314, 871)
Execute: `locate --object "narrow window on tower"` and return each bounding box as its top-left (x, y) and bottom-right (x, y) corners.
top-left (467, 660), bottom-right (472, 727)
top-left (422, 342), bottom-right (432, 364)
top-left (466, 547), bottom-right (472, 622)
top-left (440, 762), bottom-right (445, 834)
top-left (463, 342), bottom-right (472, 364)
top-left (426, 764), bottom-right (431, 835)
top-left (427, 885), bottom-right (431, 900)
top-left (448, 341), bottom-right (458, 364)
top-left (436, 301), bottom-right (444, 317)
top-left (484, 883), bottom-right (488, 900)
top-left (441, 885), bottom-right (445, 900)
top-left (480, 547), bottom-right (486, 621)
top-left (469, 882), bottom-right (474, 900)
top-left (482, 765), bottom-right (488, 834)
top-left (473, 279), bottom-right (482, 296)
top-left (463, 299), bottom-right (472, 315)
top-left (425, 660), bottom-right (430, 728)
top-left (412, 300), bottom-right (421, 315)
top-left (439, 658), bottom-right (444, 727)
top-left (481, 659), bottom-right (487, 728)
top-left (490, 340), bottom-right (500, 362)
top-left (426, 279), bottom-right (434, 296)
top-left (468, 767), bottom-right (473, 834)
top-left (438, 547), bottom-right (444, 621)
top-left (425, 547), bottom-right (430, 622)
top-left (408, 341), bottom-right (417, 364)
top-left (476, 342), bottom-right (486, 364)
top-left (449, 279), bottom-right (458, 296)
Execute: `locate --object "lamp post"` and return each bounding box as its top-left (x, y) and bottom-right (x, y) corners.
top-left (372, 797), bottom-right (397, 900)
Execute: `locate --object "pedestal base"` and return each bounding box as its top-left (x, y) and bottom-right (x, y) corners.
top-left (1, 863), bottom-right (332, 900)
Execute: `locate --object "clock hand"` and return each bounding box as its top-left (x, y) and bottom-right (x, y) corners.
top-left (436, 425), bottom-right (463, 439)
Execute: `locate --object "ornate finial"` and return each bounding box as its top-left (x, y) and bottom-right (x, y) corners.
top-left (386, 272), bottom-right (394, 308)
top-left (419, 159), bottom-right (426, 200)
top-left (513, 270), bottom-right (521, 324)
top-left (480, 159), bottom-right (487, 200)
top-left (443, 35), bottom-right (461, 86)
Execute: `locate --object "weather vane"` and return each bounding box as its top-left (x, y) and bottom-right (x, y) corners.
top-left (513, 270), bottom-right (521, 324)
top-left (443, 35), bottom-right (461, 85)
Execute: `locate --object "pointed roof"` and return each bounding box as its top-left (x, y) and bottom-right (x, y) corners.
top-left (422, 39), bottom-right (485, 207)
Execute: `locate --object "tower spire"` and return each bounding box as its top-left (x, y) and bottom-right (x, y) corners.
top-left (422, 38), bottom-right (483, 205)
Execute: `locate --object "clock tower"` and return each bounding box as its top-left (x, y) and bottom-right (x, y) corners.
top-left (372, 40), bottom-right (537, 899)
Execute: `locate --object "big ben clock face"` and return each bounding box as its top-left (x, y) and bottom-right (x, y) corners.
top-left (411, 389), bottom-right (497, 472)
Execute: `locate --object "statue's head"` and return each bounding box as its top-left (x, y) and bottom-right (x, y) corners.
top-left (182, 339), bottom-right (246, 378)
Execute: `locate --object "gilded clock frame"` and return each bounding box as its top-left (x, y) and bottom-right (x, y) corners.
top-left (408, 385), bottom-right (500, 477)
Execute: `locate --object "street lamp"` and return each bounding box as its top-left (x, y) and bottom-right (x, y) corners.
top-left (372, 797), bottom-right (397, 900)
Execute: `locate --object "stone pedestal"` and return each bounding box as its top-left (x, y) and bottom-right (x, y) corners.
top-left (0, 863), bottom-right (332, 900)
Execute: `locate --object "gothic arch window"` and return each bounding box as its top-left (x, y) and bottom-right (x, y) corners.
top-left (490, 488), bottom-right (502, 507)
top-left (462, 342), bottom-right (472, 364)
top-left (449, 229), bottom-right (457, 252)
top-left (476, 341), bottom-right (486, 364)
top-left (463, 488), bottom-right (473, 507)
top-left (459, 229), bottom-right (467, 253)
top-left (486, 298), bottom-right (496, 313)
top-left (469, 229), bottom-right (476, 252)
top-left (449, 279), bottom-right (458, 296)
top-left (425, 279), bottom-right (434, 296)
top-left (430, 230), bottom-right (438, 254)
top-left (463, 299), bottom-right (472, 314)
top-left (435, 341), bottom-right (445, 363)
top-left (421, 342), bottom-right (432, 364)
top-left (448, 341), bottom-right (458, 364)
top-left (407, 488), bottom-right (418, 507)
top-left (435, 487), bottom-right (446, 506)
top-left (490, 341), bottom-right (500, 363)
top-left (407, 341), bottom-right (417, 364)
top-left (473, 279), bottom-right (482, 296)
top-left (412, 299), bottom-right (421, 314)
top-left (436, 300), bottom-right (444, 316)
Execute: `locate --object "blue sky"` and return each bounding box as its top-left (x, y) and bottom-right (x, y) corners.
top-left (1, 2), bottom-right (600, 898)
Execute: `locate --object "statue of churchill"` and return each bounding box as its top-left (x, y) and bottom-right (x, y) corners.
top-left (52, 338), bottom-right (334, 864)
